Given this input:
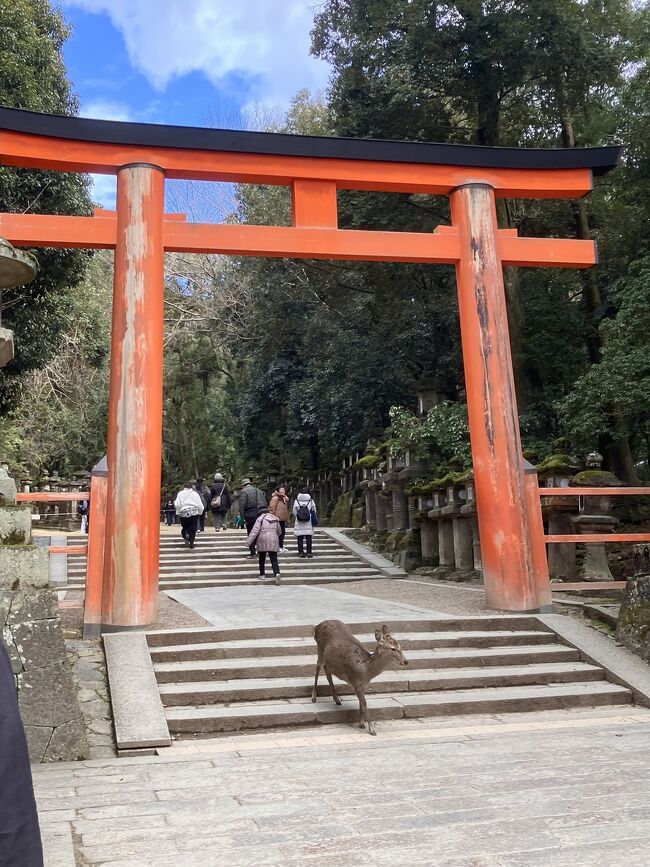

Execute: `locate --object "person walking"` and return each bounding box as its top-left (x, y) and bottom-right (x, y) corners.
top-left (293, 488), bottom-right (317, 558)
top-left (239, 478), bottom-right (267, 557)
top-left (77, 496), bottom-right (89, 534)
top-left (195, 477), bottom-right (211, 533)
top-left (269, 485), bottom-right (290, 553)
top-left (174, 481), bottom-right (204, 549)
top-left (246, 509), bottom-right (282, 584)
top-left (163, 498), bottom-right (175, 526)
top-left (209, 472), bottom-right (231, 532)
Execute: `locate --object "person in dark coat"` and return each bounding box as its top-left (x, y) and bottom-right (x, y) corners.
top-left (209, 472), bottom-right (231, 532)
top-left (195, 477), bottom-right (211, 533)
top-left (162, 499), bottom-right (175, 526)
top-left (0, 638), bottom-right (44, 866)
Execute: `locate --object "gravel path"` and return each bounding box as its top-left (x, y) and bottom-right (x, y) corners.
top-left (329, 577), bottom-right (504, 616)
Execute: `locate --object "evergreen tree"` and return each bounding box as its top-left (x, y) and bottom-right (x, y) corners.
top-left (0, 0), bottom-right (92, 410)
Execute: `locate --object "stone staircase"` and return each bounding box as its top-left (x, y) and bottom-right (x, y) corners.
top-left (143, 616), bottom-right (633, 737)
top-left (65, 529), bottom-right (390, 590)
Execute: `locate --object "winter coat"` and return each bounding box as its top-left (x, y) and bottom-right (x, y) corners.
top-left (196, 483), bottom-right (210, 511)
top-left (239, 483), bottom-right (267, 519)
top-left (174, 488), bottom-right (204, 517)
top-left (268, 491), bottom-right (289, 523)
top-left (247, 513), bottom-right (281, 552)
top-left (209, 481), bottom-right (231, 514)
top-left (293, 493), bottom-right (316, 537)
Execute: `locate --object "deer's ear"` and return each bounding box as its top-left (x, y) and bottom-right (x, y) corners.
top-left (374, 628), bottom-right (383, 642)
top-left (381, 624), bottom-right (390, 637)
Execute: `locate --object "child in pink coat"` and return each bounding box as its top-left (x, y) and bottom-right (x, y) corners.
top-left (246, 509), bottom-right (282, 584)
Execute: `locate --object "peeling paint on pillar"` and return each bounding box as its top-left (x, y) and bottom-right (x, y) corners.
top-left (103, 164), bottom-right (164, 629)
top-left (450, 183), bottom-right (540, 611)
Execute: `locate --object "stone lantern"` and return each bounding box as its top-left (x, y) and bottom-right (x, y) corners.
top-left (266, 469), bottom-right (280, 491)
top-left (428, 485), bottom-right (454, 571)
top-left (459, 474), bottom-right (482, 571)
top-left (570, 452), bottom-right (621, 581)
top-left (537, 454), bottom-right (581, 581)
top-left (440, 478), bottom-right (473, 572)
top-left (0, 238), bottom-right (38, 366)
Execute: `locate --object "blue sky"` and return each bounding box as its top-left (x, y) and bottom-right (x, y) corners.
top-left (59, 1), bottom-right (330, 207)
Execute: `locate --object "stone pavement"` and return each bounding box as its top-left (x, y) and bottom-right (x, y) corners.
top-left (35, 705), bottom-right (650, 866)
top-left (165, 584), bottom-right (453, 628)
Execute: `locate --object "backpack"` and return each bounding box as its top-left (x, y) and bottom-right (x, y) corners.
top-left (296, 499), bottom-right (311, 522)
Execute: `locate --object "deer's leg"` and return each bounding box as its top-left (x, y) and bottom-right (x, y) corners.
top-left (354, 687), bottom-right (375, 735)
top-left (324, 666), bottom-right (342, 705)
top-left (311, 658), bottom-right (321, 703)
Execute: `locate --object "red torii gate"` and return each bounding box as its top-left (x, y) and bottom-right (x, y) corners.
top-left (0, 106), bottom-right (621, 630)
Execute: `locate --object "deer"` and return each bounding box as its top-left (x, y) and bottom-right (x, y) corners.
top-left (311, 619), bottom-right (409, 736)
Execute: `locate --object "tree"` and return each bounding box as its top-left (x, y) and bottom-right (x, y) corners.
top-left (0, 252), bottom-right (112, 476)
top-left (310, 0), bottom-right (647, 478)
top-left (558, 254), bottom-right (650, 475)
top-left (0, 0), bottom-right (92, 410)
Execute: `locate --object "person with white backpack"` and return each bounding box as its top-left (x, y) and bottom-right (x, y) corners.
top-left (174, 481), bottom-right (205, 549)
top-left (292, 488), bottom-right (317, 559)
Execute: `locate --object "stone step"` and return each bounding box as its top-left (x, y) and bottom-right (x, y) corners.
top-left (150, 633), bottom-right (579, 668)
top-left (160, 574), bottom-right (380, 588)
top-left (145, 563), bottom-right (377, 576)
top-left (153, 634), bottom-right (561, 682)
top-left (158, 661), bottom-right (605, 706)
top-left (145, 616), bottom-right (547, 646)
top-left (164, 681), bottom-right (632, 733)
top-left (66, 550), bottom-right (349, 569)
top-left (68, 558), bottom-right (382, 580)
top-left (65, 574), bottom-right (382, 592)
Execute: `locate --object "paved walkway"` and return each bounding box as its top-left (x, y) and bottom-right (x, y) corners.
top-left (35, 705), bottom-right (650, 866)
top-left (165, 584), bottom-right (452, 628)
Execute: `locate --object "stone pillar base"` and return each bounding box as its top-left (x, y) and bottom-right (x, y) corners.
top-left (616, 576), bottom-right (650, 663)
top-left (1, 533), bottom-right (88, 763)
top-left (438, 519), bottom-right (455, 568)
top-left (1, 587), bottom-right (88, 762)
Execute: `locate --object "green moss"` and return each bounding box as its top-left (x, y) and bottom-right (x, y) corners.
top-left (572, 469), bottom-right (620, 486)
top-left (536, 453), bottom-right (578, 473)
top-left (618, 602), bottom-right (650, 635)
top-left (330, 494), bottom-right (353, 527)
top-left (353, 455), bottom-right (382, 470)
top-left (0, 529), bottom-right (27, 546)
top-left (351, 506), bottom-right (365, 528)
top-left (405, 470), bottom-right (471, 496)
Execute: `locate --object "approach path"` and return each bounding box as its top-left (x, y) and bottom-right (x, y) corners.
top-left (35, 705), bottom-right (650, 866)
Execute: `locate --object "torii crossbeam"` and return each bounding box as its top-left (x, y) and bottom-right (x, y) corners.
top-left (0, 106), bottom-right (620, 629)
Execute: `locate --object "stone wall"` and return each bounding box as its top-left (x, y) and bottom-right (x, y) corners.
top-left (616, 576), bottom-right (650, 664)
top-left (0, 468), bottom-right (88, 762)
top-left (1, 586), bottom-right (89, 762)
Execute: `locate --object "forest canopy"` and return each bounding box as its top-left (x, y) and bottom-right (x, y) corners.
top-left (0, 0), bottom-right (648, 488)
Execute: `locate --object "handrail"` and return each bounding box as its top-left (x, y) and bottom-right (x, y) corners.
top-left (49, 544), bottom-right (87, 555)
top-left (17, 492), bottom-right (89, 502)
top-left (540, 487), bottom-right (650, 496)
top-left (538, 486), bottom-right (650, 544)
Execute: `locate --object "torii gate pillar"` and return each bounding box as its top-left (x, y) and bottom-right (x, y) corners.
top-left (451, 183), bottom-right (547, 610)
top-left (101, 164), bottom-right (165, 630)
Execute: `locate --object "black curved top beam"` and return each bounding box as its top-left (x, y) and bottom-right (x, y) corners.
top-left (0, 105), bottom-right (621, 175)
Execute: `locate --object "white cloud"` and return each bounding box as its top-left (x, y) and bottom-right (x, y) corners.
top-left (89, 174), bottom-right (117, 209)
top-left (80, 99), bottom-right (132, 122)
top-left (61, 0), bottom-right (330, 108)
